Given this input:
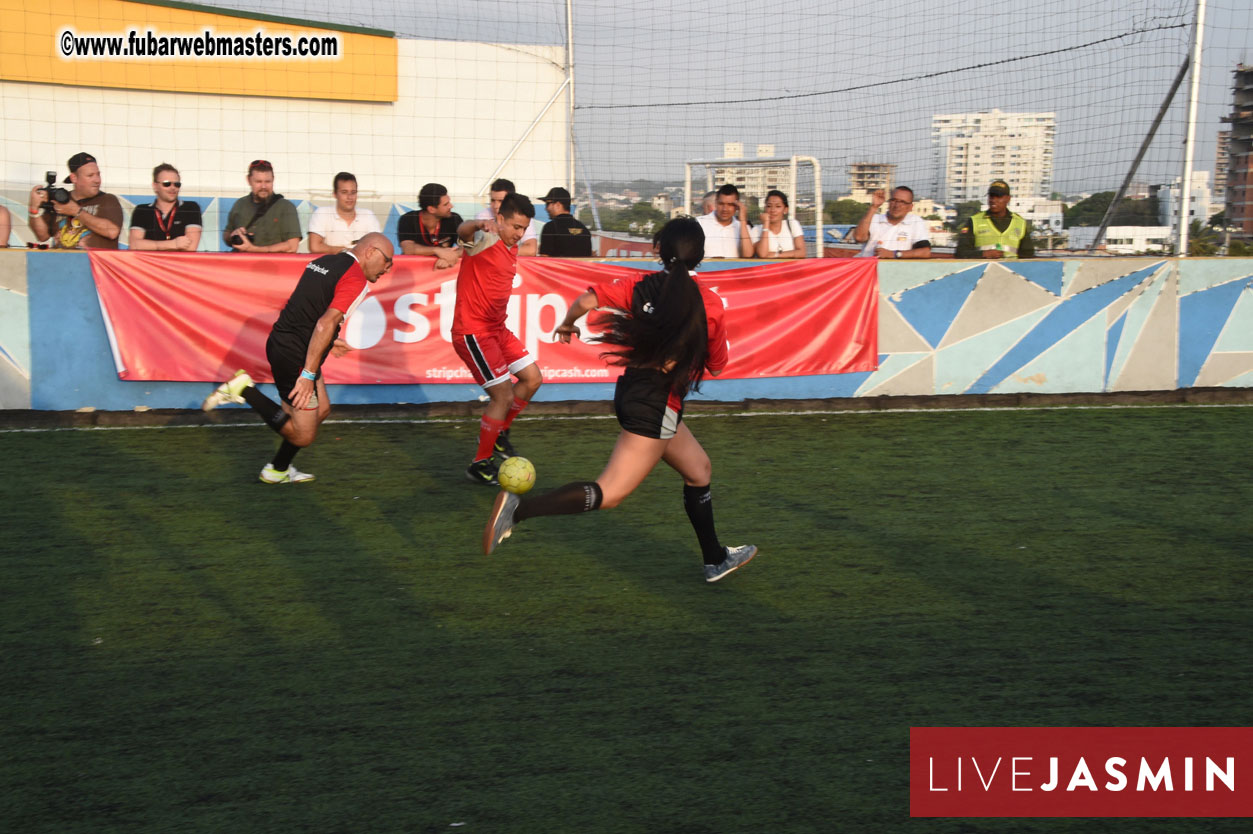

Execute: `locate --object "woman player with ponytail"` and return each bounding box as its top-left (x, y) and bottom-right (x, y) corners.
top-left (483, 217), bottom-right (757, 582)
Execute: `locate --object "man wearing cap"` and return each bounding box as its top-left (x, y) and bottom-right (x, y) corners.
top-left (538, 187), bottom-right (593, 257)
top-left (224, 160), bottom-right (301, 253)
top-left (26, 152), bottom-right (122, 249)
top-left (956, 180), bottom-right (1035, 259)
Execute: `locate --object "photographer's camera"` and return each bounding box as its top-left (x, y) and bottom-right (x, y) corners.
top-left (39, 171), bottom-right (71, 213)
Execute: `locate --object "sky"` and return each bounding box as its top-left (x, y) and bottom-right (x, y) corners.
top-left (208, 0), bottom-right (1252, 198)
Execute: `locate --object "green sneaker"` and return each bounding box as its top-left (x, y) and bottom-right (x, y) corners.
top-left (202, 370), bottom-right (253, 411)
top-left (465, 457), bottom-right (499, 486)
top-left (259, 464), bottom-right (316, 484)
top-left (493, 428), bottom-right (517, 459)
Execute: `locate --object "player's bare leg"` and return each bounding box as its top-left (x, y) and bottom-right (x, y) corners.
top-left (494, 363), bottom-right (542, 459)
top-left (261, 377), bottom-right (329, 484)
top-left (595, 430), bottom-right (669, 508)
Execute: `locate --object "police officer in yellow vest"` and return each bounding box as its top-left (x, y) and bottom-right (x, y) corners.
top-left (956, 180), bottom-right (1035, 259)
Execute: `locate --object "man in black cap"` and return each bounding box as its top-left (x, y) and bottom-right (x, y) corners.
top-left (26, 152), bottom-right (123, 249)
top-left (956, 179), bottom-right (1035, 259)
top-left (538, 186), bottom-right (593, 257)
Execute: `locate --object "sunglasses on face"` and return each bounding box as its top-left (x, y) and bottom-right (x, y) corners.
top-left (159, 181), bottom-right (182, 188)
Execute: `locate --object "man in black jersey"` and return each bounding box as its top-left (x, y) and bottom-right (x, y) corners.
top-left (202, 232), bottom-right (394, 484)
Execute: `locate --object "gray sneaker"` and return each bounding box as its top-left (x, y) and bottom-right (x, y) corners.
top-left (703, 544), bottom-right (758, 583)
top-left (483, 491), bottom-right (521, 555)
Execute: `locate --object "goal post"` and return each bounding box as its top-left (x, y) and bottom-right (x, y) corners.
top-left (685, 156), bottom-right (824, 257)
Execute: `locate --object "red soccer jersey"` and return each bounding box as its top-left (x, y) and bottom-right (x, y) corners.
top-left (592, 270), bottom-right (729, 374)
top-left (452, 232), bottom-right (518, 334)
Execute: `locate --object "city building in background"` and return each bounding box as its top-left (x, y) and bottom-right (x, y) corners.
top-left (847, 162), bottom-right (896, 201)
top-left (931, 109), bottom-right (1055, 204)
top-left (712, 142), bottom-right (789, 205)
top-left (1068, 226), bottom-right (1173, 254)
top-left (1153, 171), bottom-right (1215, 228)
top-left (1215, 130), bottom-right (1231, 204)
top-left (1223, 64), bottom-right (1252, 235)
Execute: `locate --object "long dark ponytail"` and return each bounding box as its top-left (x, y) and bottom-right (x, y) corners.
top-left (599, 217), bottom-right (710, 397)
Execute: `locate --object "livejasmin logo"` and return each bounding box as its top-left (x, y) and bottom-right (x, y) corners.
top-left (928, 753), bottom-right (1235, 793)
top-left (910, 727), bottom-right (1253, 818)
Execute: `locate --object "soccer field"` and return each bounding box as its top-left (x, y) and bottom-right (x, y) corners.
top-left (2, 405), bottom-right (1250, 832)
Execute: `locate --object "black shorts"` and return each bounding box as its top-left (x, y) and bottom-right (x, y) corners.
top-left (266, 335), bottom-right (318, 408)
top-left (614, 368), bottom-right (685, 439)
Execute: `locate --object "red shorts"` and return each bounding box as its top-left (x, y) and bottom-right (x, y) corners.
top-left (453, 328), bottom-right (536, 388)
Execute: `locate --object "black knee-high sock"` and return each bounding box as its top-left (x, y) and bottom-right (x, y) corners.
top-left (516, 481), bottom-right (602, 523)
top-left (242, 386), bottom-right (290, 433)
top-left (683, 483), bottom-right (725, 565)
top-left (270, 440), bottom-right (300, 471)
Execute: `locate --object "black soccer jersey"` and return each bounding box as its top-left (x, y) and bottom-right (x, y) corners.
top-left (268, 252), bottom-right (369, 361)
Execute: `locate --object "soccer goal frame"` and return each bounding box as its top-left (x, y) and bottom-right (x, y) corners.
top-left (685, 155), bottom-right (823, 257)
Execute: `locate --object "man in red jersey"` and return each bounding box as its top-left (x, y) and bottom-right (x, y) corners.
top-left (453, 192), bottom-right (542, 484)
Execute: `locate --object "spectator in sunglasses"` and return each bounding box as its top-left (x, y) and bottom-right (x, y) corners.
top-left (128, 164), bottom-right (203, 251)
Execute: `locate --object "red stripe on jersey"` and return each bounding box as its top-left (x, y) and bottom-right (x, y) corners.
top-left (329, 260), bottom-right (369, 314)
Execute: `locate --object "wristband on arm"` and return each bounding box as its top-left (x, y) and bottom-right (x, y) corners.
top-left (300, 369), bottom-right (317, 381)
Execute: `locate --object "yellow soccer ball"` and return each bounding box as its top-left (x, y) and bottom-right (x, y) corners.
top-left (497, 456), bottom-right (536, 494)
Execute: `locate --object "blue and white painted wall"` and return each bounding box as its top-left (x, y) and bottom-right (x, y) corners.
top-left (0, 254), bottom-right (1250, 410)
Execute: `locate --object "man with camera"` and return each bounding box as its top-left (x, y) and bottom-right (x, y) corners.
top-left (27, 152), bottom-right (122, 249)
top-left (223, 159), bottom-right (301, 253)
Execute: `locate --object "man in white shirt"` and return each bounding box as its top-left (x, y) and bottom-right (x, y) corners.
top-left (853, 186), bottom-right (932, 259)
top-left (696, 184), bottom-right (753, 258)
top-left (307, 172), bottom-right (382, 253)
top-left (475, 177), bottom-right (538, 256)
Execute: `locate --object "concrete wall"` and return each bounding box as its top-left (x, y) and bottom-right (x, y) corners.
top-left (1, 254), bottom-right (1251, 411)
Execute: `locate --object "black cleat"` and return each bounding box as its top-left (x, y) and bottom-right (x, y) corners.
top-left (466, 457), bottom-right (500, 485)
top-left (493, 428), bottom-right (517, 459)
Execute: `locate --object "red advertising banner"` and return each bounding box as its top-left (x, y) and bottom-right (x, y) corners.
top-left (911, 727), bottom-right (1253, 817)
top-left (88, 252), bottom-right (877, 384)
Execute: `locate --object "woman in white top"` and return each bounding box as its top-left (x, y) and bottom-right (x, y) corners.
top-left (751, 190), bottom-right (806, 259)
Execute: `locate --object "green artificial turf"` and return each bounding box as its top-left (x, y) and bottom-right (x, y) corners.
top-left (1, 405), bottom-right (1249, 833)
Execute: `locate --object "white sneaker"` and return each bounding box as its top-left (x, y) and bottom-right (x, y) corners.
top-left (202, 370), bottom-right (253, 411)
top-left (259, 464), bottom-right (316, 484)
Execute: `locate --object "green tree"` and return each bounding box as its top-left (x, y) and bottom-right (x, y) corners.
top-left (948, 201), bottom-right (982, 231)
top-left (1208, 210), bottom-right (1226, 229)
top-left (1188, 220), bottom-right (1219, 256)
top-left (578, 201), bottom-right (666, 235)
top-left (1228, 239), bottom-right (1252, 257)
top-left (1064, 193), bottom-right (1161, 228)
top-left (825, 199), bottom-right (869, 225)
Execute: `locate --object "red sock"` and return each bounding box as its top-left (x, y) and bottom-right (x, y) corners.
top-left (475, 415), bottom-right (507, 461)
top-left (502, 396), bottom-right (529, 431)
